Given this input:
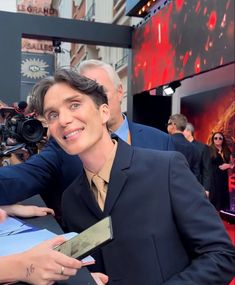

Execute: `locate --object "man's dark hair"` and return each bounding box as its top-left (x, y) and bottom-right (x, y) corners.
top-left (30, 68), bottom-right (108, 116)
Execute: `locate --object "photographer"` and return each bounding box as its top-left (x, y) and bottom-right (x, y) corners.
top-left (0, 100), bottom-right (46, 166)
top-left (0, 99), bottom-right (69, 222)
top-left (0, 101), bottom-right (55, 222)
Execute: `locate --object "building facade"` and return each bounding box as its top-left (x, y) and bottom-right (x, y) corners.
top-left (70, 0), bottom-right (140, 112)
top-left (0, 0), bottom-right (139, 110)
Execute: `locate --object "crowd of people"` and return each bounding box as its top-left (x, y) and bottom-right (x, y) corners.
top-left (0, 60), bottom-right (234, 285)
top-left (166, 114), bottom-right (234, 210)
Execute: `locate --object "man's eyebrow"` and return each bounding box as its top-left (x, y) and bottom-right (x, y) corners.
top-left (43, 94), bottom-right (83, 115)
top-left (43, 107), bottom-right (54, 116)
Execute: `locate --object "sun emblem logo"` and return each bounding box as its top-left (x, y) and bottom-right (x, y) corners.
top-left (21, 58), bottom-right (49, 79)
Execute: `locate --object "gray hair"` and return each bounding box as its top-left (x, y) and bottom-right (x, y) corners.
top-left (30, 68), bottom-right (108, 116)
top-left (169, 114), bottom-right (188, 131)
top-left (77, 59), bottom-right (122, 90)
top-left (185, 123), bottom-right (195, 136)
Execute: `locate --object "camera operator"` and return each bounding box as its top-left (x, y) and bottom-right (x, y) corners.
top-left (0, 101), bottom-right (55, 225)
top-left (0, 100), bottom-right (45, 166)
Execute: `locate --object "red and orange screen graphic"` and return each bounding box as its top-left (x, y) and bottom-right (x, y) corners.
top-left (132, 0), bottom-right (234, 94)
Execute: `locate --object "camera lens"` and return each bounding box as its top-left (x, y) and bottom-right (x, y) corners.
top-left (20, 119), bottom-right (44, 143)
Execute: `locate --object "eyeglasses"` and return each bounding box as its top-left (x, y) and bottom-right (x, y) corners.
top-left (166, 122), bottom-right (173, 126)
top-left (214, 137), bottom-right (223, 140)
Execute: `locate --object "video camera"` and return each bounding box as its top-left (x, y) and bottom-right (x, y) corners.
top-left (0, 102), bottom-right (44, 158)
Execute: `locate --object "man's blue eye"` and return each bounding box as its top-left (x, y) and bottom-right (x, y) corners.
top-left (47, 112), bottom-right (58, 121)
top-left (71, 103), bottom-right (80, 109)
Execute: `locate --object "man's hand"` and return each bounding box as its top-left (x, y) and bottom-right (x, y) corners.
top-left (91, 272), bottom-right (109, 285)
top-left (0, 204), bottom-right (55, 218)
top-left (19, 236), bottom-right (82, 284)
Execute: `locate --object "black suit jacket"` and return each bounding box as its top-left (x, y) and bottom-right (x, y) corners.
top-left (171, 133), bottom-right (200, 178)
top-left (0, 121), bottom-right (173, 206)
top-left (192, 140), bottom-right (211, 191)
top-left (62, 139), bottom-right (235, 285)
top-left (128, 121), bottom-right (174, 151)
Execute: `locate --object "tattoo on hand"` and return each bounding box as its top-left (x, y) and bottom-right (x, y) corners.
top-left (26, 264), bottom-right (35, 278)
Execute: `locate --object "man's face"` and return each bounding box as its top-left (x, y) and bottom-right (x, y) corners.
top-left (43, 82), bottom-right (109, 155)
top-left (167, 121), bottom-right (175, 134)
top-left (183, 129), bottom-right (191, 141)
top-left (80, 67), bottom-right (123, 131)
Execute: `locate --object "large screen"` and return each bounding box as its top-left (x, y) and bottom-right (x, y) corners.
top-left (132, 0), bottom-right (234, 94)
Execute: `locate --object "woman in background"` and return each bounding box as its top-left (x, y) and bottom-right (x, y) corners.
top-left (209, 132), bottom-right (233, 210)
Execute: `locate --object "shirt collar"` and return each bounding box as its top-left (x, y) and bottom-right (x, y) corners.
top-left (85, 140), bottom-right (118, 185)
top-left (113, 114), bottom-right (129, 143)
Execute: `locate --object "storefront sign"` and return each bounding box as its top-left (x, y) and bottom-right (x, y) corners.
top-left (17, 5), bottom-right (58, 16)
top-left (22, 39), bottom-right (53, 53)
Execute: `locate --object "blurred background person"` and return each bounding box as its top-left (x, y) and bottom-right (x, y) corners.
top-left (0, 98), bottom-right (46, 166)
top-left (27, 94), bottom-right (50, 153)
top-left (167, 114), bottom-right (200, 179)
top-left (0, 99), bottom-right (54, 221)
top-left (209, 132), bottom-right (233, 211)
top-left (184, 123), bottom-right (211, 196)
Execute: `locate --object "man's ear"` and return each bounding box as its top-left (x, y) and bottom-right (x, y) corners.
top-left (117, 84), bottom-right (124, 104)
top-left (100, 104), bottom-right (110, 124)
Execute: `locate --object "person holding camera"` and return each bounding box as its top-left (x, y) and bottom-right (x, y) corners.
top-left (0, 102), bottom-right (55, 221)
top-left (0, 100), bottom-right (46, 166)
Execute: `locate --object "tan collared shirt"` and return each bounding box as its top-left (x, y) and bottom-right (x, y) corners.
top-left (85, 140), bottom-right (118, 210)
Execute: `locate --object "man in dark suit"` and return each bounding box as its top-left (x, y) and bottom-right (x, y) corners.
top-left (184, 122), bottom-right (211, 195)
top-left (167, 114), bottom-right (200, 179)
top-left (30, 69), bottom-right (235, 285)
top-left (0, 60), bottom-right (173, 214)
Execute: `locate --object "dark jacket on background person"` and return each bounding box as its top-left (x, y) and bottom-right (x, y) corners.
top-left (192, 139), bottom-right (211, 191)
top-left (209, 149), bottom-right (231, 210)
top-left (171, 133), bottom-right (200, 179)
top-left (62, 138), bottom-right (235, 285)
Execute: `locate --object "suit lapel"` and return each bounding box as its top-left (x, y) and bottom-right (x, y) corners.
top-left (104, 139), bottom-right (133, 215)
